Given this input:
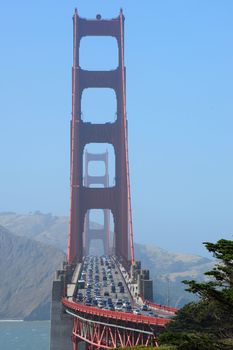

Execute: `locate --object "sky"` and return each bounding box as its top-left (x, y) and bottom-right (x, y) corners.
top-left (0, 1), bottom-right (233, 257)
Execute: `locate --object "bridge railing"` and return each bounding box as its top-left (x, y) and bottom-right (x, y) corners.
top-left (142, 297), bottom-right (178, 313)
top-left (62, 298), bottom-right (170, 327)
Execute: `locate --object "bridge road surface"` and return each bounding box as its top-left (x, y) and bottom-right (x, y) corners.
top-left (74, 255), bottom-right (174, 319)
top-left (75, 256), bottom-right (133, 309)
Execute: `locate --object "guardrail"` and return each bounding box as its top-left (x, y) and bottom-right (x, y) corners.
top-left (142, 297), bottom-right (178, 313)
top-left (62, 298), bottom-right (170, 326)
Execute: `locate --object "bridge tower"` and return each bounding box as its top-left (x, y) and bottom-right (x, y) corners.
top-left (83, 150), bottom-right (110, 255)
top-left (50, 10), bottom-right (172, 350)
top-left (67, 9), bottom-right (134, 266)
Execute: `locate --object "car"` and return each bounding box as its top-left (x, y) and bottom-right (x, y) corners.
top-left (133, 309), bottom-right (141, 315)
top-left (124, 305), bottom-right (132, 313)
top-left (115, 300), bottom-right (123, 309)
top-left (115, 270), bottom-right (118, 274)
top-left (123, 301), bottom-right (131, 307)
top-left (119, 286), bottom-right (124, 293)
top-left (118, 281), bottom-right (123, 287)
top-left (106, 305), bottom-right (115, 311)
top-left (104, 291), bottom-right (109, 296)
top-left (98, 301), bottom-right (105, 308)
top-left (115, 305), bottom-right (122, 311)
top-left (141, 304), bottom-right (149, 311)
top-left (116, 299), bottom-right (123, 303)
top-left (111, 286), bottom-right (116, 293)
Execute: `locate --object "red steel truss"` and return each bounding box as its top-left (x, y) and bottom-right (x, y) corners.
top-left (63, 302), bottom-right (162, 350)
top-left (67, 9), bottom-right (135, 265)
top-left (70, 314), bottom-right (158, 349)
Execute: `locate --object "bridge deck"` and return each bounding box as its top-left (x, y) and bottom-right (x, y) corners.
top-left (63, 255), bottom-right (175, 326)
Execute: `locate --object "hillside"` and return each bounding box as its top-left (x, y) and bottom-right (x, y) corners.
top-left (0, 225), bottom-right (65, 320)
top-left (0, 211), bottom-right (68, 251)
top-left (135, 243), bottom-right (213, 307)
top-left (0, 212), bottom-right (214, 317)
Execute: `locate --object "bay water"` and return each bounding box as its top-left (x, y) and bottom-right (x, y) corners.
top-left (0, 320), bottom-right (50, 350)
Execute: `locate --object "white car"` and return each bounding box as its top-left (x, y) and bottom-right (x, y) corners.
top-left (133, 309), bottom-right (141, 315)
top-left (98, 301), bottom-right (105, 308)
top-left (115, 305), bottom-right (123, 311)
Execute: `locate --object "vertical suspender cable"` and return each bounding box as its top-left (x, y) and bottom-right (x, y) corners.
top-left (119, 10), bottom-right (135, 265)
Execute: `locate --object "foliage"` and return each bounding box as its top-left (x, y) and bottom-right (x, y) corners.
top-left (159, 331), bottom-right (219, 350)
top-left (183, 240), bottom-right (233, 309)
top-left (158, 239), bottom-right (233, 350)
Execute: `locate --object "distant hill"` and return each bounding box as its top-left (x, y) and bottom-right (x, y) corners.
top-left (135, 243), bottom-right (213, 307)
top-left (0, 212), bottom-right (214, 318)
top-left (0, 211), bottom-right (68, 251)
top-left (0, 224), bottom-right (65, 320)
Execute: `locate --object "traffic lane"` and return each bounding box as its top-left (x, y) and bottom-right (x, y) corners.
top-left (76, 256), bottom-right (132, 308)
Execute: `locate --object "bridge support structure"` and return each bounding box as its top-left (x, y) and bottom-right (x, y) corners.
top-left (83, 150), bottom-right (110, 255)
top-left (67, 8), bottom-right (134, 266)
top-left (50, 263), bottom-right (74, 350)
top-left (70, 311), bottom-right (158, 349)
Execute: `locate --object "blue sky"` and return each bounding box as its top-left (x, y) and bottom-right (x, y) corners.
top-left (0, 1), bottom-right (232, 257)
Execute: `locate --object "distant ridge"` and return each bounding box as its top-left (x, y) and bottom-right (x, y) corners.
top-left (0, 224), bottom-right (65, 320)
top-left (0, 212), bottom-right (214, 319)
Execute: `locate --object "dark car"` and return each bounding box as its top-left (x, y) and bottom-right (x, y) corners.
top-left (141, 304), bottom-right (149, 311)
top-left (119, 286), bottom-right (124, 293)
top-left (107, 305), bottom-right (115, 311)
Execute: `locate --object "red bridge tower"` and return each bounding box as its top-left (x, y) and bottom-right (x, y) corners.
top-left (67, 9), bottom-right (134, 266)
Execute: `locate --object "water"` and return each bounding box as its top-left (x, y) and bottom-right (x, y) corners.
top-left (0, 320), bottom-right (50, 350)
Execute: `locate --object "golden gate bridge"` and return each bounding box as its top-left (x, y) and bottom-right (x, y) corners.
top-left (50, 9), bottom-right (177, 350)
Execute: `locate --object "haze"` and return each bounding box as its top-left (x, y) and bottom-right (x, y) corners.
top-left (0, 1), bottom-right (232, 257)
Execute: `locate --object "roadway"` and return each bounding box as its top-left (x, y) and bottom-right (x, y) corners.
top-left (74, 255), bottom-right (175, 319)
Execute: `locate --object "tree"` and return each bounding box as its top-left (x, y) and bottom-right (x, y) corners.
top-left (183, 240), bottom-right (233, 309)
top-left (158, 239), bottom-right (233, 350)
